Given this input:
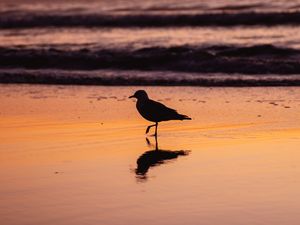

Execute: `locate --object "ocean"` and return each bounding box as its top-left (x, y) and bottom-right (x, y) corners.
top-left (1, 0), bottom-right (300, 86)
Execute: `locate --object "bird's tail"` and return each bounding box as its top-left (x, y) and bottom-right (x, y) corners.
top-left (178, 114), bottom-right (192, 120)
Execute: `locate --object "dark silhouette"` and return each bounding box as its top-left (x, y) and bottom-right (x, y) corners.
top-left (135, 136), bottom-right (189, 180)
top-left (129, 90), bottom-right (191, 136)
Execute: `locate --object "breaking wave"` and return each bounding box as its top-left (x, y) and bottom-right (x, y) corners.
top-left (1, 12), bottom-right (300, 28)
top-left (1, 44), bottom-right (300, 74)
top-left (0, 69), bottom-right (299, 86)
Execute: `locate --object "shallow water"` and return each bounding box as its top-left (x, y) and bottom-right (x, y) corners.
top-left (2, 26), bottom-right (300, 49)
top-left (0, 85), bottom-right (300, 225)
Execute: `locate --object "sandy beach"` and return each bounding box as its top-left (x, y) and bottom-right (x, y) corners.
top-left (0, 84), bottom-right (300, 225)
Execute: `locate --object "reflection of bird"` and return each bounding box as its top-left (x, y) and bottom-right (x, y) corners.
top-left (135, 137), bottom-right (189, 179)
top-left (129, 90), bottom-right (191, 136)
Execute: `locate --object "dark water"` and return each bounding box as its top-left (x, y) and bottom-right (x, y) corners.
top-left (1, 0), bottom-right (300, 86)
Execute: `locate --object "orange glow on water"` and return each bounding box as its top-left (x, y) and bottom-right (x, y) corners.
top-left (1, 85), bottom-right (300, 225)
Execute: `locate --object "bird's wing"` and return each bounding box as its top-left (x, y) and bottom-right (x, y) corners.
top-left (147, 100), bottom-right (181, 120)
top-left (148, 100), bottom-right (177, 113)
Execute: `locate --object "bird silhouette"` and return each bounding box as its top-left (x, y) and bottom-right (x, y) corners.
top-left (129, 90), bottom-right (191, 136)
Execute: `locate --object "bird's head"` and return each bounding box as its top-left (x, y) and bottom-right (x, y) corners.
top-left (129, 90), bottom-right (149, 100)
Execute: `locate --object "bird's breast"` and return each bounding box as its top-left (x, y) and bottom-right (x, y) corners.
top-left (136, 100), bottom-right (158, 122)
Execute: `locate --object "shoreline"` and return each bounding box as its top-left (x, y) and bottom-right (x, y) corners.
top-left (1, 70), bottom-right (300, 87)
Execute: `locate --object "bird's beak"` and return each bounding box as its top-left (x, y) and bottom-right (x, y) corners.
top-left (129, 95), bottom-right (134, 99)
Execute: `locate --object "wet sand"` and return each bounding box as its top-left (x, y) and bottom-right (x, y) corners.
top-left (0, 85), bottom-right (300, 225)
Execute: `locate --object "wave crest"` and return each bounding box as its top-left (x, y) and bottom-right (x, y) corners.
top-left (1, 44), bottom-right (300, 74)
top-left (1, 12), bottom-right (300, 28)
top-left (0, 69), bottom-right (299, 86)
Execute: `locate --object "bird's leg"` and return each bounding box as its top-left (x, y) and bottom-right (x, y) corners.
top-left (146, 124), bottom-right (156, 134)
top-left (154, 133), bottom-right (158, 150)
top-left (154, 122), bottom-right (158, 137)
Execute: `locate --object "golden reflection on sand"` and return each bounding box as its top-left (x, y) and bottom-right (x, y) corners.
top-left (0, 85), bottom-right (300, 225)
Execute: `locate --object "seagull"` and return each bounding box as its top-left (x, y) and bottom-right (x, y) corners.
top-left (129, 90), bottom-right (191, 136)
